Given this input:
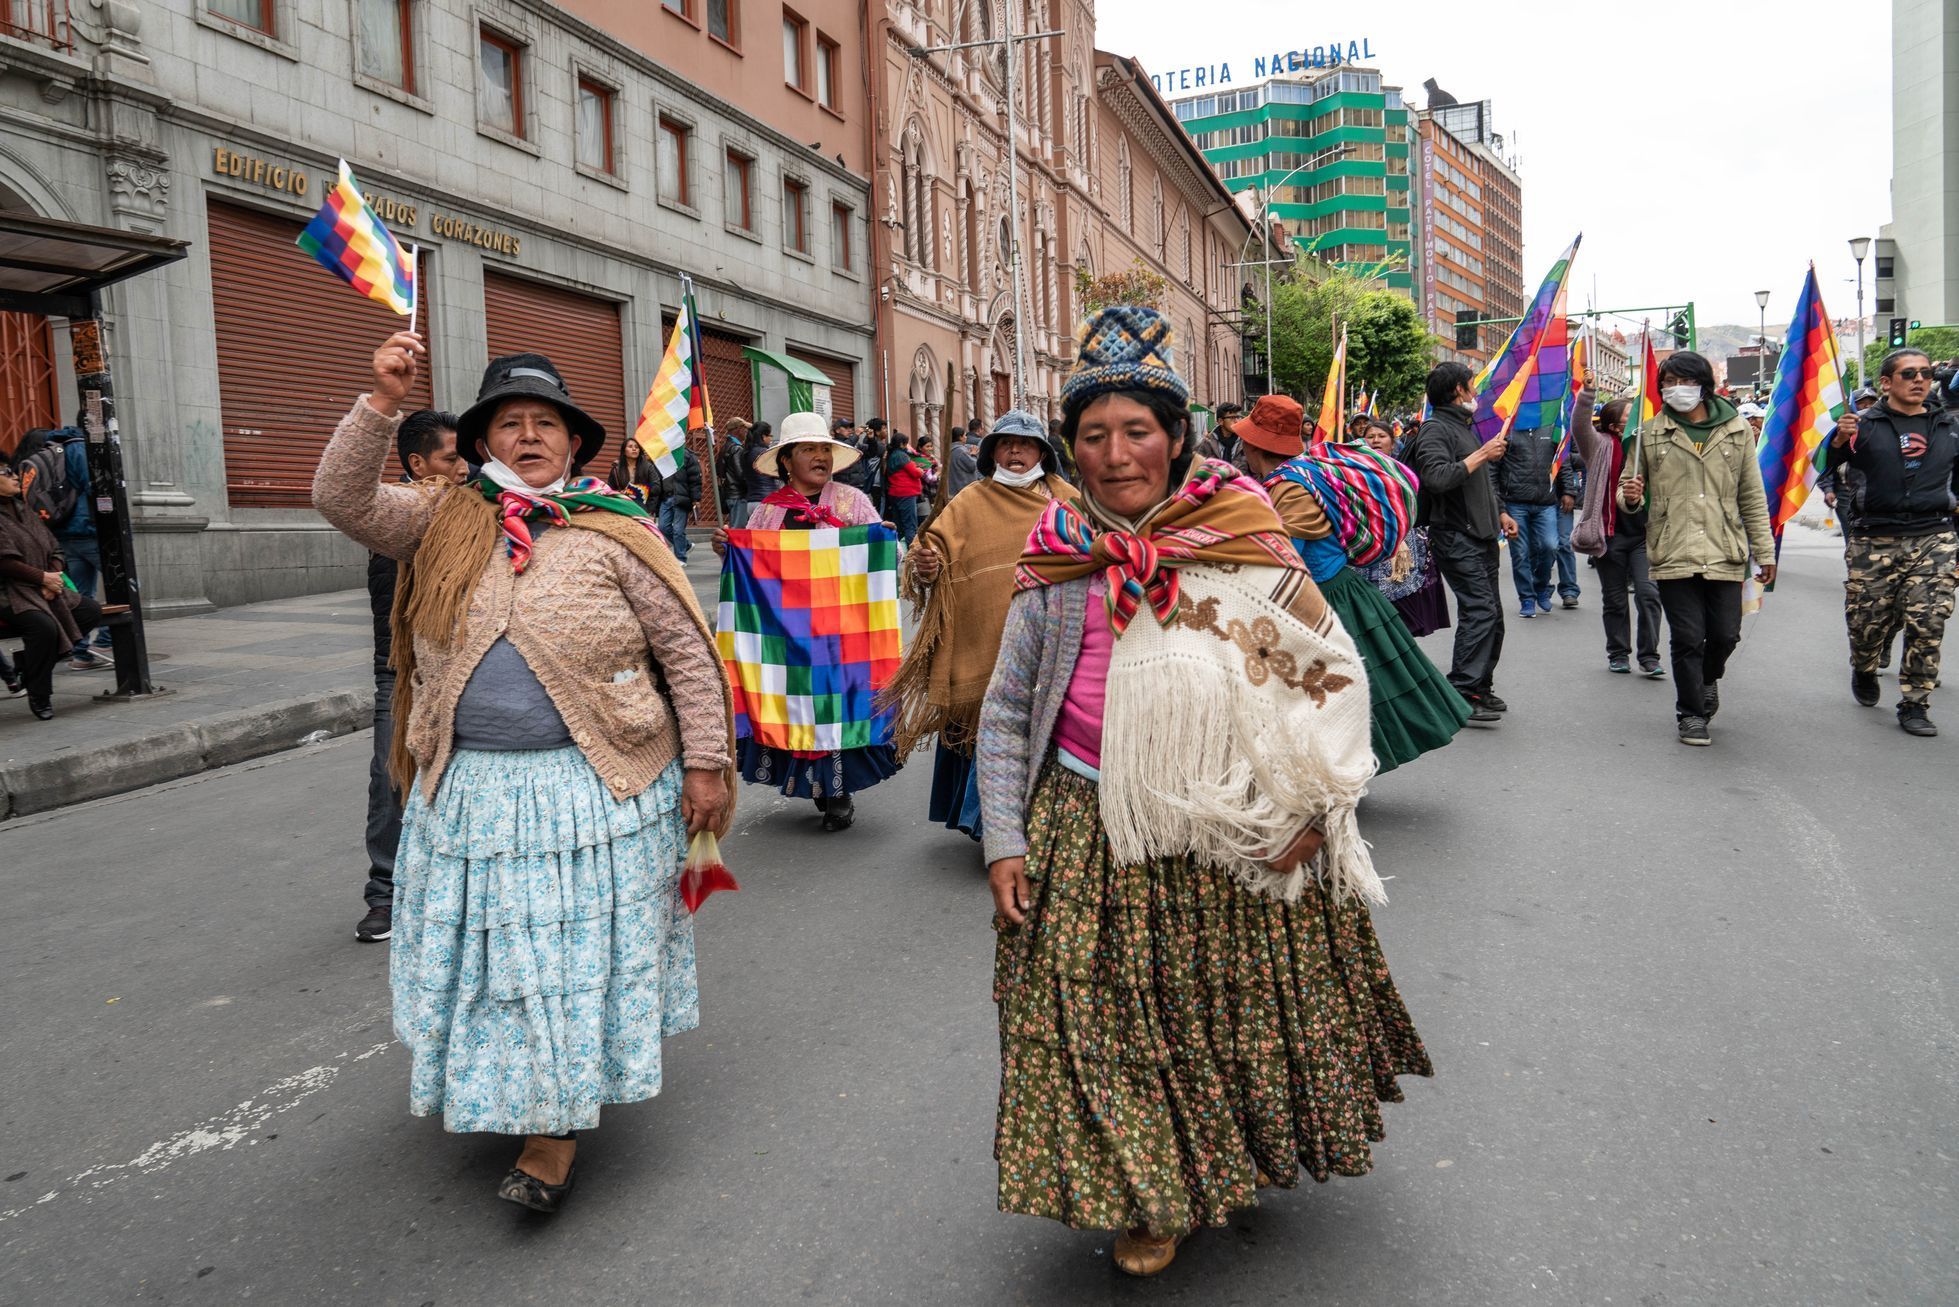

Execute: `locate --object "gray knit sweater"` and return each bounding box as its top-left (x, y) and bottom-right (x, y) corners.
top-left (975, 577), bottom-right (1092, 865)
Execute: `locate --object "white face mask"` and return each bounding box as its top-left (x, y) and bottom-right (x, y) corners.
top-left (991, 462), bottom-right (1045, 489)
top-left (1662, 384), bottom-right (1703, 413)
top-left (480, 455), bottom-right (569, 496)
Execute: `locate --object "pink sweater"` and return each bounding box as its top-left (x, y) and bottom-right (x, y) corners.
top-left (1052, 577), bottom-right (1113, 772)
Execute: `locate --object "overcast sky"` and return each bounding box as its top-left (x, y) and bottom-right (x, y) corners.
top-left (1099, 0), bottom-right (1895, 335)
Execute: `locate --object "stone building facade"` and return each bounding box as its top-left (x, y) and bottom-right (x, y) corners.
top-left (870, 0), bottom-right (1247, 446)
top-left (0, 0), bottom-right (873, 610)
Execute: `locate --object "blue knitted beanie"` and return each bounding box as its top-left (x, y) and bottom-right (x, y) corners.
top-left (1060, 305), bottom-right (1190, 414)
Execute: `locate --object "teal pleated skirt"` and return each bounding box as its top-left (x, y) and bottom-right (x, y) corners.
top-left (1320, 566), bottom-right (1469, 773)
top-left (392, 748), bottom-right (697, 1134)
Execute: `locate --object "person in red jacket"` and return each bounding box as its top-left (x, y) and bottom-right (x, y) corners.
top-left (885, 432), bottom-right (927, 543)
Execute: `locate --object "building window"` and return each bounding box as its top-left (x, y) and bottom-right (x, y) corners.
top-left (815, 34), bottom-right (839, 111)
top-left (1875, 255), bottom-right (1895, 279)
top-left (782, 11), bottom-right (808, 92)
top-left (353, 0), bottom-right (413, 91)
top-left (662, 0), bottom-right (688, 15)
top-left (832, 202), bottom-right (853, 270)
top-left (707, 0), bottom-right (735, 46)
top-left (783, 177), bottom-right (809, 252)
top-left (575, 78), bottom-right (615, 173)
top-left (1876, 297), bottom-right (1896, 314)
top-left (725, 149), bottom-right (754, 231)
top-left (208, 0), bottom-right (274, 34)
top-left (479, 30), bottom-right (524, 137)
top-left (658, 116), bottom-right (691, 206)
top-left (1118, 140), bottom-right (1133, 228)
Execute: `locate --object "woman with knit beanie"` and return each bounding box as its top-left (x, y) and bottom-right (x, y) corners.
top-left (977, 307), bottom-right (1432, 1276)
top-left (1235, 397), bottom-right (1469, 772)
top-left (881, 409), bottom-right (1077, 842)
top-left (314, 332), bottom-right (736, 1214)
top-left (711, 412), bottom-right (899, 831)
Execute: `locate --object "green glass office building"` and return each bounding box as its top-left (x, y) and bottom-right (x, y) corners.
top-left (1168, 67), bottom-right (1413, 293)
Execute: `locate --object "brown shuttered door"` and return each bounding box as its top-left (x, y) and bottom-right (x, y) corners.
top-left (0, 311), bottom-right (59, 458)
top-left (482, 272), bottom-right (626, 474)
top-left (690, 326), bottom-right (755, 526)
top-left (788, 346), bottom-right (855, 424)
top-left (207, 200), bottom-right (432, 507)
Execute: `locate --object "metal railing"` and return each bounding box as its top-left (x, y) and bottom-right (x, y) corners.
top-left (0, 0), bottom-right (74, 52)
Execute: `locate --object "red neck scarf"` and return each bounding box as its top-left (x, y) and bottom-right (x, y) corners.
top-left (761, 484), bottom-right (848, 528)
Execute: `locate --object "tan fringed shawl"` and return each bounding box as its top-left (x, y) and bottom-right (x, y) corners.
top-left (387, 488), bottom-right (739, 832)
top-left (883, 474), bottom-right (1076, 757)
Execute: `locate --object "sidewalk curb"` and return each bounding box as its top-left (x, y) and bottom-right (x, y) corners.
top-left (1, 687), bottom-right (375, 820)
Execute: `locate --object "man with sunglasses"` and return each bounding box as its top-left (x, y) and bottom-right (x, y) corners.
top-left (1825, 348), bottom-right (1959, 737)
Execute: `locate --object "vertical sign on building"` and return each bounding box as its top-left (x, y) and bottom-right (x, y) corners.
top-left (1419, 134), bottom-right (1438, 334)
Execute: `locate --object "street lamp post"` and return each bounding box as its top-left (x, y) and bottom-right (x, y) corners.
top-left (1849, 236), bottom-right (1871, 387)
top-left (1754, 288), bottom-right (1771, 396)
top-left (1227, 146), bottom-right (1351, 391)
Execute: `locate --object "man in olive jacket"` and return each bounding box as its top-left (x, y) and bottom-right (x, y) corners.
top-left (1617, 351), bottom-right (1775, 746)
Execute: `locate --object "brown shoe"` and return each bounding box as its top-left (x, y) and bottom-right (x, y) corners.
top-left (1113, 1227), bottom-right (1183, 1276)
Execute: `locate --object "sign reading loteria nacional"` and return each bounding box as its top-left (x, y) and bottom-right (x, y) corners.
top-left (1150, 39), bottom-right (1379, 95)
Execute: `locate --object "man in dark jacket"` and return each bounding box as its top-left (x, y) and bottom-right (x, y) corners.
top-left (1496, 420), bottom-right (1584, 617)
top-left (34, 426), bottom-right (116, 670)
top-left (360, 409), bottom-right (465, 943)
top-left (1408, 362), bottom-right (1518, 722)
top-left (657, 445), bottom-right (702, 561)
top-left (859, 417), bottom-right (888, 511)
top-left (942, 424), bottom-right (982, 501)
top-left (1825, 347), bottom-right (1959, 736)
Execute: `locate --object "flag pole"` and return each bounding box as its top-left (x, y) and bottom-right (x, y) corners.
top-left (684, 273), bottom-right (727, 529)
top-left (407, 243), bottom-right (420, 331)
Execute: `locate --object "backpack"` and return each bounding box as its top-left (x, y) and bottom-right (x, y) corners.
top-left (21, 431), bottom-right (82, 531)
top-left (1276, 442), bottom-right (1418, 566)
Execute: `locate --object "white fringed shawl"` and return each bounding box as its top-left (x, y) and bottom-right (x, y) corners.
top-left (1097, 562), bottom-right (1383, 905)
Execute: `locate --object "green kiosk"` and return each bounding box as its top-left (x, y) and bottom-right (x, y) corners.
top-left (743, 346), bottom-right (833, 425)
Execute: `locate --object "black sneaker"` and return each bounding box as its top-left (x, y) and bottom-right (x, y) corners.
top-left (1481, 692), bottom-right (1509, 714)
top-left (356, 905), bottom-right (393, 942)
top-left (1641, 662), bottom-right (1666, 679)
top-left (1677, 715), bottom-right (1711, 746)
top-left (1608, 657), bottom-right (1631, 674)
top-left (1898, 703), bottom-right (1938, 737)
top-left (1702, 683), bottom-right (1720, 721)
top-left (1561, 596), bottom-right (1579, 610)
top-left (1851, 670), bottom-right (1880, 707)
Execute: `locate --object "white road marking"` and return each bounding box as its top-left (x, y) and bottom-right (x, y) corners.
top-left (0, 1042), bottom-right (393, 1224)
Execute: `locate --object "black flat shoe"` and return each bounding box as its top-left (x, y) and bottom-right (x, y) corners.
top-left (820, 796), bottom-right (856, 831)
top-left (29, 699), bottom-right (53, 721)
top-left (497, 1162), bottom-right (576, 1213)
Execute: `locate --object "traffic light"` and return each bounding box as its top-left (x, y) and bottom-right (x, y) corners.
top-left (1454, 310), bottom-right (1479, 349)
top-left (1667, 311), bottom-right (1691, 349)
top-left (1889, 317), bottom-right (1909, 347)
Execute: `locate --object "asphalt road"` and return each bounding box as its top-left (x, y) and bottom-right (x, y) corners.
top-left (3, 525), bottom-right (1953, 1306)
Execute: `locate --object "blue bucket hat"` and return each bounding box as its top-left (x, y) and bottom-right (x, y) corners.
top-left (1059, 305), bottom-right (1190, 416)
top-left (976, 408), bottom-right (1060, 476)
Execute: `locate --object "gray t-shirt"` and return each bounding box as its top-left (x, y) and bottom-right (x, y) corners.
top-left (452, 637), bottom-right (574, 752)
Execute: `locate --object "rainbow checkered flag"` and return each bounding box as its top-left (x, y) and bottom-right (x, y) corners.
top-left (634, 288), bottom-right (709, 478)
top-left (296, 159), bottom-right (415, 316)
top-left (716, 526), bottom-right (903, 751)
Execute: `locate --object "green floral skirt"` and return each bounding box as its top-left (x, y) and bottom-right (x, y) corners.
top-left (993, 759), bottom-right (1433, 1235)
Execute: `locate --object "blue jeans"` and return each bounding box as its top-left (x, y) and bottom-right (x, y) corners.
top-left (1504, 502), bottom-right (1559, 609)
top-left (1555, 504), bottom-right (1580, 600)
top-left (658, 499), bottom-right (693, 560)
top-left (58, 534), bottom-right (113, 652)
top-left (889, 495), bottom-right (919, 545)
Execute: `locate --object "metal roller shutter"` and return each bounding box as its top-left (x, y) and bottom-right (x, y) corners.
top-left (207, 200), bottom-right (432, 507)
top-left (683, 323), bottom-right (754, 526)
top-left (483, 272), bottom-right (626, 475)
top-left (788, 346), bottom-right (856, 424)
top-left (0, 311), bottom-right (59, 458)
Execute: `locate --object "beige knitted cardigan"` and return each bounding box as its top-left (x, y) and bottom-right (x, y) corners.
top-left (312, 396), bottom-right (733, 803)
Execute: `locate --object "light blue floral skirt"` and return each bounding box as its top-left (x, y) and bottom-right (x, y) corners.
top-left (392, 748), bottom-right (697, 1135)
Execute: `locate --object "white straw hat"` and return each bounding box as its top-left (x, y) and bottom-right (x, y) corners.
top-left (754, 411), bottom-right (861, 478)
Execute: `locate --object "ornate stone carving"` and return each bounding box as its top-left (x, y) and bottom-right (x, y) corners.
top-left (107, 158), bottom-right (170, 219)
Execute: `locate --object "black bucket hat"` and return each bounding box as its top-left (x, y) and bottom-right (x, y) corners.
top-left (457, 353), bottom-right (607, 469)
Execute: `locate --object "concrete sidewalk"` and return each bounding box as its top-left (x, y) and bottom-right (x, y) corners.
top-left (1, 550), bottom-right (726, 819)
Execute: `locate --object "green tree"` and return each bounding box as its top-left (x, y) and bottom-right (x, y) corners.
top-left (1856, 325), bottom-right (1959, 393)
top-left (1260, 267), bottom-right (1435, 413)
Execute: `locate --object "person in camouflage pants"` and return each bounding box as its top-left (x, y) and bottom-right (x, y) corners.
top-left (1824, 348), bottom-right (1959, 736)
top-left (1845, 531), bottom-right (1957, 704)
